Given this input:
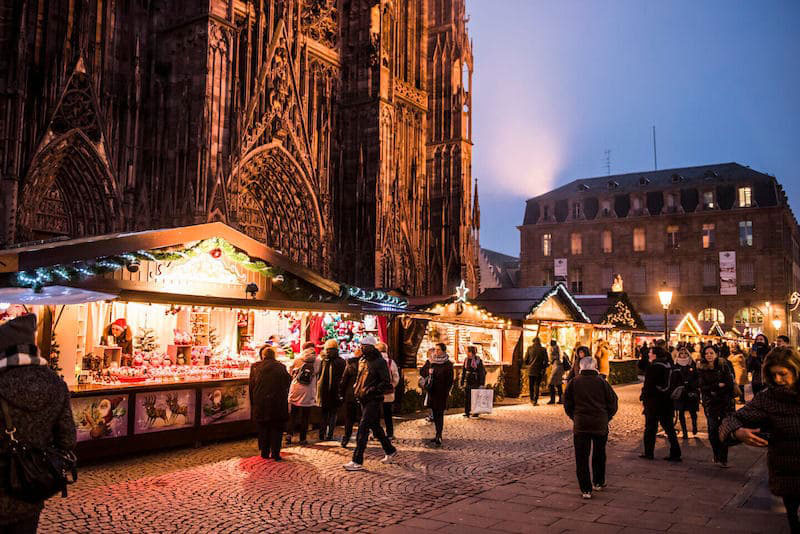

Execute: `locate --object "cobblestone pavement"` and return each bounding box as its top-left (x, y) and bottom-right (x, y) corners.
top-left (39, 384), bottom-right (784, 533)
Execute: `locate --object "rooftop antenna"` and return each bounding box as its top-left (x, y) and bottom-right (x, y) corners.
top-left (652, 125), bottom-right (658, 170)
top-left (604, 149), bottom-right (611, 176)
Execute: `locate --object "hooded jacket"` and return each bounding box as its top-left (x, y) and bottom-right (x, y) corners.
top-left (0, 366), bottom-right (77, 524)
top-left (288, 349), bottom-right (321, 407)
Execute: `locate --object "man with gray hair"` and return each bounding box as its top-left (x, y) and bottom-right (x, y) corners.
top-left (563, 353), bottom-right (619, 500)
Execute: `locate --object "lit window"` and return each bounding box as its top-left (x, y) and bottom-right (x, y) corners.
top-left (602, 230), bottom-right (612, 253)
top-left (702, 223), bottom-right (715, 249)
top-left (542, 233), bottom-right (552, 257)
top-left (666, 225), bottom-right (679, 248)
top-left (738, 187), bottom-right (752, 208)
top-left (633, 228), bottom-right (646, 252)
top-left (542, 269), bottom-right (554, 286)
top-left (703, 191), bottom-right (715, 209)
top-left (571, 233), bottom-right (582, 255)
top-left (698, 308), bottom-right (725, 323)
top-left (734, 306), bottom-right (763, 326)
top-left (739, 221), bottom-right (753, 247)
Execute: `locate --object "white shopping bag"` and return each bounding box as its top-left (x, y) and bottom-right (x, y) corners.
top-left (470, 388), bottom-right (493, 415)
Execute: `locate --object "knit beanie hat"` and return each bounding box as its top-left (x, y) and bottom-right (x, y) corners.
top-left (0, 313), bottom-right (37, 352)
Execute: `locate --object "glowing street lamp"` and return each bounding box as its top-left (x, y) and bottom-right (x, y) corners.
top-left (658, 287), bottom-right (673, 342)
top-left (772, 318), bottom-right (782, 333)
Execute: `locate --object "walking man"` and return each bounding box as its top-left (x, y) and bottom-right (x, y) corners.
top-left (564, 356), bottom-right (619, 499)
top-left (525, 337), bottom-right (548, 405)
top-left (640, 346), bottom-right (682, 461)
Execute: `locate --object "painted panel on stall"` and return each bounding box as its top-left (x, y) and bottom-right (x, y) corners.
top-left (200, 384), bottom-right (251, 425)
top-left (72, 394), bottom-right (129, 442)
top-left (134, 389), bottom-right (196, 434)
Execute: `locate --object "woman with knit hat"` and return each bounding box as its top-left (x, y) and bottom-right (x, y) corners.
top-left (317, 339), bottom-right (345, 441)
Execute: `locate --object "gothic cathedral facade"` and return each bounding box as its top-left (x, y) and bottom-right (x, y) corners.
top-left (0, 0), bottom-right (479, 296)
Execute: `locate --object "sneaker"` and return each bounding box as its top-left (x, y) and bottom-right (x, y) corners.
top-left (343, 461), bottom-right (364, 471)
top-left (581, 493), bottom-right (592, 500)
top-left (380, 451), bottom-right (398, 463)
top-left (593, 484), bottom-right (606, 492)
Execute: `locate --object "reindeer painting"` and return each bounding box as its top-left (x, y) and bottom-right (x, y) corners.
top-left (166, 393), bottom-right (189, 423)
top-left (142, 395), bottom-right (168, 427)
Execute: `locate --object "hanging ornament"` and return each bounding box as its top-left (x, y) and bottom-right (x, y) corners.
top-left (209, 248), bottom-right (222, 259)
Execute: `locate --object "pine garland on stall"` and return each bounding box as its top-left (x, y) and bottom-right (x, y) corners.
top-left (48, 331), bottom-right (62, 375)
top-left (135, 327), bottom-right (158, 353)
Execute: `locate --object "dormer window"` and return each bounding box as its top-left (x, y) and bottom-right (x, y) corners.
top-left (608, 180), bottom-right (619, 190)
top-left (543, 206), bottom-right (550, 220)
top-left (671, 174), bottom-right (683, 183)
top-left (632, 197), bottom-right (642, 211)
top-left (578, 183), bottom-right (590, 191)
top-left (572, 203), bottom-right (582, 219)
top-left (738, 186), bottom-right (752, 208)
top-left (666, 193), bottom-right (675, 207)
top-left (639, 177), bottom-right (650, 185)
top-left (703, 191), bottom-right (715, 209)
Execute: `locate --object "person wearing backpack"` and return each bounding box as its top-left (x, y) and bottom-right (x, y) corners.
top-left (640, 345), bottom-right (682, 461)
top-left (698, 345), bottom-right (735, 467)
top-left (287, 342), bottom-right (321, 445)
top-left (0, 313), bottom-right (77, 533)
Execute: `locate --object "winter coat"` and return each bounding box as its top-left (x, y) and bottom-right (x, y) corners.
top-left (420, 359), bottom-right (454, 411)
top-left (728, 352), bottom-right (748, 386)
top-left (697, 358), bottom-right (735, 415)
top-left (673, 362), bottom-right (700, 412)
top-left (249, 358), bottom-right (291, 422)
top-left (460, 356), bottom-right (486, 389)
top-left (641, 357), bottom-right (674, 415)
top-left (747, 347), bottom-right (767, 387)
top-left (546, 355), bottom-right (565, 387)
top-left (0, 366), bottom-right (77, 524)
top-left (720, 387), bottom-right (800, 497)
top-left (100, 324), bottom-right (133, 354)
top-left (595, 344), bottom-right (612, 377)
top-left (339, 357), bottom-right (359, 405)
top-left (381, 352), bottom-right (400, 403)
top-left (353, 347), bottom-right (391, 403)
top-left (288, 351), bottom-right (321, 407)
top-left (317, 349), bottom-right (346, 410)
top-left (563, 369), bottom-right (619, 434)
top-left (524, 343), bottom-right (548, 377)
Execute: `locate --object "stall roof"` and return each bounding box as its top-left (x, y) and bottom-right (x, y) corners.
top-left (575, 292), bottom-right (645, 329)
top-left (475, 284), bottom-right (591, 323)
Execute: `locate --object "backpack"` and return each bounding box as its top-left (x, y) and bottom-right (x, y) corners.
top-left (654, 361), bottom-right (681, 398)
top-left (295, 361), bottom-right (315, 385)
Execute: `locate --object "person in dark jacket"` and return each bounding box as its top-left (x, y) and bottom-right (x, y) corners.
top-left (673, 347), bottom-right (700, 438)
top-left (640, 346), bottom-right (681, 461)
top-left (564, 356), bottom-right (619, 499)
top-left (524, 337), bottom-right (548, 405)
top-left (343, 337), bottom-right (397, 471)
top-left (420, 342), bottom-right (455, 446)
top-left (317, 339), bottom-right (346, 441)
top-left (461, 345), bottom-right (486, 417)
top-left (338, 350), bottom-right (360, 447)
top-left (0, 314), bottom-right (77, 533)
top-left (749, 334), bottom-right (770, 396)
top-left (637, 341), bottom-right (650, 374)
top-left (721, 346), bottom-right (800, 533)
top-left (249, 345), bottom-right (291, 460)
top-left (697, 344), bottom-right (736, 466)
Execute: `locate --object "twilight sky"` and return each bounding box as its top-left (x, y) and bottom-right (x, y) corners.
top-left (466, 0), bottom-right (800, 256)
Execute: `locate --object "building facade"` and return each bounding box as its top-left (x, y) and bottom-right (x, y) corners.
top-left (0, 0), bottom-right (479, 295)
top-left (519, 163), bottom-right (800, 339)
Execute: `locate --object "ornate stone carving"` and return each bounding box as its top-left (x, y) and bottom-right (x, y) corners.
top-left (301, 0), bottom-right (338, 49)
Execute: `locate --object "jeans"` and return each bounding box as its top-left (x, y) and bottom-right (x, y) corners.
top-left (383, 402), bottom-right (394, 437)
top-left (529, 375), bottom-right (542, 403)
top-left (341, 401), bottom-right (359, 442)
top-left (288, 405), bottom-right (311, 441)
top-left (257, 420), bottom-right (285, 459)
top-left (549, 384), bottom-right (563, 403)
top-left (677, 408), bottom-right (698, 436)
top-left (704, 405), bottom-right (730, 463)
top-left (2, 512), bottom-right (40, 534)
top-left (319, 406), bottom-right (339, 440)
top-left (573, 432), bottom-right (608, 494)
top-left (464, 386), bottom-right (473, 414)
top-left (643, 410), bottom-right (681, 458)
top-left (352, 398), bottom-right (396, 464)
top-left (784, 495), bottom-right (799, 534)
top-left (432, 408), bottom-right (445, 439)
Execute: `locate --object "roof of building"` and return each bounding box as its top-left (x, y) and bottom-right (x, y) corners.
top-left (475, 284), bottom-right (590, 322)
top-left (480, 248), bottom-right (520, 288)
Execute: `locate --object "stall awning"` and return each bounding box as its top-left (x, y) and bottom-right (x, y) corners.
top-left (0, 285), bottom-right (117, 305)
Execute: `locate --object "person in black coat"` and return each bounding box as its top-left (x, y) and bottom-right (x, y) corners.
top-left (461, 345), bottom-right (487, 417)
top-left (564, 356), bottom-right (619, 498)
top-left (338, 351), bottom-right (360, 447)
top-left (249, 345), bottom-right (291, 460)
top-left (748, 334), bottom-right (770, 396)
top-left (637, 341), bottom-right (650, 374)
top-left (525, 337), bottom-right (548, 405)
top-left (317, 340), bottom-right (346, 441)
top-left (697, 345), bottom-right (735, 466)
top-left (673, 347), bottom-right (700, 438)
top-left (721, 346), bottom-right (800, 533)
top-left (640, 345), bottom-right (682, 461)
top-left (420, 342), bottom-right (455, 446)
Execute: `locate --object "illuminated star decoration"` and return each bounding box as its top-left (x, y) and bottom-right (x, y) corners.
top-left (455, 280), bottom-right (470, 302)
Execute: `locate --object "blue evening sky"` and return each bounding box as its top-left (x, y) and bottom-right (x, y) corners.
top-left (467, 0), bottom-right (800, 256)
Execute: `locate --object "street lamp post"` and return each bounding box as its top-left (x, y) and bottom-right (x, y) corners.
top-left (658, 288), bottom-right (673, 343)
top-left (772, 318), bottom-right (782, 336)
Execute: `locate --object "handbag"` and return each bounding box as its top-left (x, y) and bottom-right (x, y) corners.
top-left (417, 375), bottom-right (432, 391)
top-left (0, 398), bottom-right (77, 503)
top-left (670, 385), bottom-right (685, 401)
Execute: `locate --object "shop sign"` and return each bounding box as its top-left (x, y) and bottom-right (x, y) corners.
top-left (200, 384), bottom-right (251, 425)
top-left (134, 390), bottom-right (196, 434)
top-left (719, 251), bottom-right (737, 296)
top-left (554, 258), bottom-right (567, 278)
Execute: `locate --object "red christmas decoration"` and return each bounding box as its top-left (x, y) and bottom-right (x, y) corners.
top-left (209, 248), bottom-right (222, 259)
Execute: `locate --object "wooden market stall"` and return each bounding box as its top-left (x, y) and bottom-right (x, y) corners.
top-left (575, 292), bottom-right (646, 361)
top-left (0, 223), bottom-right (408, 461)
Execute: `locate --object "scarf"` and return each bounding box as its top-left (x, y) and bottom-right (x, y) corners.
top-left (0, 343), bottom-right (48, 370)
top-left (430, 352), bottom-right (449, 364)
top-left (465, 356), bottom-right (479, 370)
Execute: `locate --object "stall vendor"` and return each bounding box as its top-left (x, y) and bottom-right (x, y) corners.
top-left (101, 318), bottom-right (134, 354)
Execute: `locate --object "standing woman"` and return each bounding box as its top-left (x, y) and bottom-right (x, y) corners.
top-left (697, 345), bottom-right (735, 466)
top-left (461, 345), bottom-right (487, 417)
top-left (287, 342), bottom-right (321, 444)
top-left (317, 339), bottom-right (346, 441)
top-left (338, 347), bottom-right (361, 447)
top-left (594, 341), bottom-right (612, 380)
top-left (721, 346), bottom-right (800, 533)
top-left (250, 346), bottom-right (292, 460)
top-left (673, 347), bottom-right (700, 438)
top-left (375, 342), bottom-right (400, 439)
top-left (547, 341), bottom-right (565, 404)
top-left (420, 343), bottom-right (454, 446)
top-left (749, 334), bottom-right (770, 396)
top-left (729, 344), bottom-right (748, 404)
